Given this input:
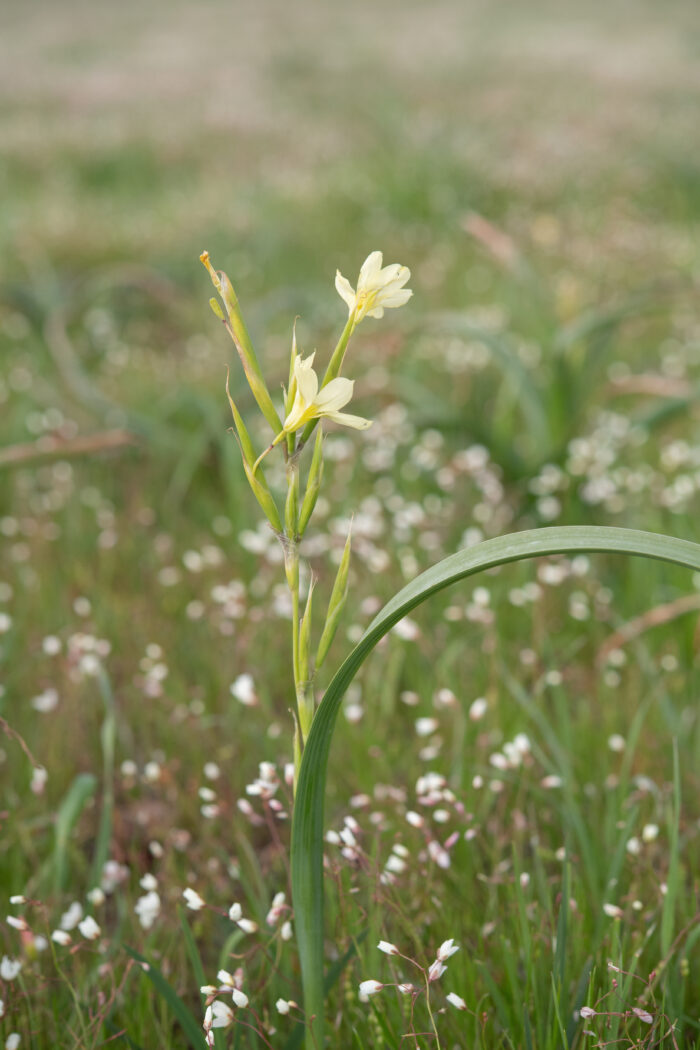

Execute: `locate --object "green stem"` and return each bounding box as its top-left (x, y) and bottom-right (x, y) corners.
top-left (323, 311), bottom-right (356, 385)
top-left (300, 312), bottom-right (355, 446)
top-left (424, 976), bottom-right (442, 1050)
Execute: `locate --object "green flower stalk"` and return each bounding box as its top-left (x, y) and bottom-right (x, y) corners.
top-left (203, 249), bottom-right (412, 778)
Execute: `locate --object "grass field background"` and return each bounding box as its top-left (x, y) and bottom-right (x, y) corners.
top-left (1, 1), bottom-right (699, 1047)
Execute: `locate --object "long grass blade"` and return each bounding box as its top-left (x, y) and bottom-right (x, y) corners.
top-left (124, 946), bottom-right (204, 1049)
top-left (291, 526), bottom-right (700, 1049)
top-left (51, 772), bottom-right (97, 894)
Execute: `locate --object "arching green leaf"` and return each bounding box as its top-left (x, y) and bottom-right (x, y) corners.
top-left (291, 526), bottom-right (700, 1049)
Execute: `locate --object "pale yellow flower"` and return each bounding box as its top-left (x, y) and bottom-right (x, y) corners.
top-left (335, 251), bottom-right (412, 324)
top-left (283, 353), bottom-right (371, 434)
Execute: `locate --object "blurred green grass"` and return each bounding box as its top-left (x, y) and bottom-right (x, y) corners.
top-left (1, 0), bottom-right (700, 1046)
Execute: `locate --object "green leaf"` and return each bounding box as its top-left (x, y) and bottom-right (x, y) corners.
top-left (90, 668), bottom-right (116, 891)
top-left (125, 946), bottom-right (204, 1049)
top-left (52, 772), bottom-right (97, 894)
top-left (281, 934), bottom-right (365, 1050)
top-left (291, 526), bottom-right (700, 1050)
top-left (179, 909), bottom-right (226, 1050)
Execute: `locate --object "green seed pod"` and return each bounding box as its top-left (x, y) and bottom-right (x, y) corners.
top-left (209, 297), bottom-right (226, 321)
top-left (285, 461), bottom-right (300, 539)
top-left (316, 526), bottom-right (352, 668)
top-left (298, 578), bottom-right (315, 685)
top-left (284, 543), bottom-right (299, 593)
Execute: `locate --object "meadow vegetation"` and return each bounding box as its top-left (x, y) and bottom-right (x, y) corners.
top-left (1, 1), bottom-right (699, 1047)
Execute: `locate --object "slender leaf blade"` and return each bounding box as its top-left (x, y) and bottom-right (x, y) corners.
top-left (291, 526), bottom-right (700, 1049)
top-left (125, 946), bottom-right (204, 1049)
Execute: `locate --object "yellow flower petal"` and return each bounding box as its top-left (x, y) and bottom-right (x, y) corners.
top-left (325, 410), bottom-right (372, 430)
top-left (313, 376), bottom-right (354, 414)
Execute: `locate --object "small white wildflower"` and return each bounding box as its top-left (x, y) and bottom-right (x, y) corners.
top-left (359, 979), bottom-right (383, 997)
top-left (200, 985), bottom-right (218, 995)
top-left (398, 983), bottom-right (414, 994)
top-left (31, 688), bottom-right (59, 713)
top-left (512, 733), bottom-right (530, 755)
top-left (489, 752), bottom-right (509, 771)
top-left (603, 903), bottom-right (623, 919)
top-left (0, 957), bottom-right (21, 981)
top-left (231, 988), bottom-right (248, 1008)
top-left (205, 1001), bottom-right (234, 1028)
top-left (259, 761), bottom-right (277, 784)
top-left (446, 992), bottom-right (467, 1010)
top-left (6, 1035), bottom-right (20, 1050)
top-left (427, 840), bottom-right (451, 869)
top-left (135, 891), bottom-right (161, 930)
top-left (266, 891), bottom-right (286, 926)
top-left (415, 717), bottom-right (439, 737)
top-left (280, 920), bottom-right (293, 941)
top-left (632, 1007), bottom-right (653, 1024)
top-left (276, 998), bottom-right (291, 1015)
top-left (236, 918), bottom-right (258, 934)
top-left (437, 938), bottom-right (459, 961)
top-left (428, 960), bottom-right (447, 982)
top-left (9, 896), bottom-right (26, 906)
top-left (377, 940), bottom-right (399, 956)
top-left (230, 674), bottom-right (257, 706)
top-left (30, 766), bottom-right (48, 795)
top-left (626, 837), bottom-right (641, 856)
top-left (78, 916), bottom-right (101, 940)
top-left (339, 826), bottom-right (357, 848)
top-left (139, 873), bottom-right (158, 891)
top-left (642, 823), bottom-right (659, 842)
top-left (580, 1006), bottom-right (596, 1019)
top-left (228, 902), bottom-right (243, 922)
top-left (59, 901), bottom-right (83, 931)
top-left (51, 930), bottom-right (72, 946)
top-left (87, 887), bottom-right (105, 906)
top-left (469, 697), bottom-right (488, 721)
top-left (183, 888), bottom-right (206, 911)
top-left (608, 734), bottom-right (626, 753)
